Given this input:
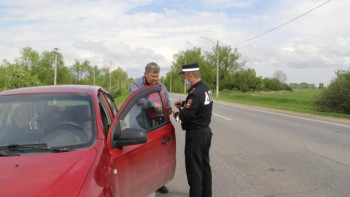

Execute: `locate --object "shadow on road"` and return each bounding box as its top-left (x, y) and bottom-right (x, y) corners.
top-left (155, 191), bottom-right (188, 197)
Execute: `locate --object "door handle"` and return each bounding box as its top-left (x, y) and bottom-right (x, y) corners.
top-left (161, 136), bottom-right (172, 144)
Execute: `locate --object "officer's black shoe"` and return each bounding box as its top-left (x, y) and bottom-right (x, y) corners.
top-left (156, 185), bottom-right (169, 194)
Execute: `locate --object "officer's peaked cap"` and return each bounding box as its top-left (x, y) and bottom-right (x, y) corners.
top-left (179, 62), bottom-right (200, 74)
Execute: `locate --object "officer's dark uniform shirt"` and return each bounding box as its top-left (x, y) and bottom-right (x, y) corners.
top-left (179, 80), bottom-right (213, 131)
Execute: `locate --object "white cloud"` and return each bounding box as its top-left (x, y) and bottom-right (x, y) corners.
top-left (0, 0), bottom-right (349, 83)
top-left (202, 0), bottom-right (254, 9)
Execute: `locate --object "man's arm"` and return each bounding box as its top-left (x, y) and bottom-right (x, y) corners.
top-left (129, 80), bottom-right (140, 95)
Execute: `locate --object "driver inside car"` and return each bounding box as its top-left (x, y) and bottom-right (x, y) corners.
top-left (0, 105), bottom-right (44, 145)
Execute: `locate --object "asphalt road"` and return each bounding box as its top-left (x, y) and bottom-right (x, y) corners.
top-left (152, 94), bottom-right (350, 197)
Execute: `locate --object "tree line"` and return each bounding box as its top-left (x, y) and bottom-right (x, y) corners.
top-left (164, 46), bottom-right (349, 114)
top-left (0, 47), bottom-right (131, 97)
top-left (1, 46), bottom-right (349, 114)
top-left (0, 46), bottom-right (311, 94)
top-left (162, 46), bottom-right (292, 93)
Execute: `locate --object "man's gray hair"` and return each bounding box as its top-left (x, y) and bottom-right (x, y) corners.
top-left (187, 71), bottom-right (201, 78)
top-left (145, 62), bottom-right (160, 73)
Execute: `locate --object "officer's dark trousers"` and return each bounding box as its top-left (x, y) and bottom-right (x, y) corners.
top-left (185, 127), bottom-right (213, 197)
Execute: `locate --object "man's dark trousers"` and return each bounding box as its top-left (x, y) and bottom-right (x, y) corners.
top-left (185, 127), bottom-right (213, 197)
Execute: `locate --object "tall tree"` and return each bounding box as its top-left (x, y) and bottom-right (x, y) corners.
top-left (110, 67), bottom-right (130, 96)
top-left (17, 47), bottom-right (39, 72)
top-left (234, 69), bottom-right (259, 92)
top-left (98, 66), bottom-right (111, 90)
top-left (36, 50), bottom-right (63, 85)
top-left (170, 47), bottom-right (211, 92)
top-left (0, 60), bottom-right (13, 90)
top-left (205, 45), bottom-right (246, 90)
top-left (70, 60), bottom-right (91, 84)
top-left (273, 70), bottom-right (287, 83)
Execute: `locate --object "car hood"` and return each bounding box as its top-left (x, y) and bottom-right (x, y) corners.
top-left (0, 148), bottom-right (97, 197)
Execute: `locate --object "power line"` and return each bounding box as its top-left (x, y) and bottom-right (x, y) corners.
top-left (200, 36), bottom-right (216, 44)
top-left (233, 0), bottom-right (333, 46)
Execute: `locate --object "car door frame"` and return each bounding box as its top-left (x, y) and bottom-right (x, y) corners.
top-left (106, 85), bottom-right (176, 197)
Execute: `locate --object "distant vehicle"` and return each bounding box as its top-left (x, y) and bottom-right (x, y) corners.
top-left (0, 85), bottom-right (176, 197)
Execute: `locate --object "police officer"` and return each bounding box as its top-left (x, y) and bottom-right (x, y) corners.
top-left (173, 62), bottom-right (213, 197)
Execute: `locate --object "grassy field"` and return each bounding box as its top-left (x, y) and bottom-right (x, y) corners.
top-left (115, 89), bottom-right (350, 120)
top-left (114, 93), bottom-right (129, 108)
top-left (216, 89), bottom-right (350, 120)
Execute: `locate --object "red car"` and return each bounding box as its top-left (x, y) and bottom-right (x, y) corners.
top-left (0, 85), bottom-right (176, 197)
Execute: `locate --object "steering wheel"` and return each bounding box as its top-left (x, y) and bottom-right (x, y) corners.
top-left (41, 122), bottom-right (88, 146)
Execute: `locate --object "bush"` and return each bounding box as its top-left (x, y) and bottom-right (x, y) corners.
top-left (110, 88), bottom-right (122, 98)
top-left (261, 78), bottom-right (292, 92)
top-left (6, 71), bottom-right (41, 89)
top-left (313, 69), bottom-right (350, 114)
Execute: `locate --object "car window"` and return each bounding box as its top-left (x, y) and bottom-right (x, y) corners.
top-left (119, 91), bottom-right (166, 133)
top-left (0, 93), bottom-right (95, 148)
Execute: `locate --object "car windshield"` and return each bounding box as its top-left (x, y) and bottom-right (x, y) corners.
top-left (0, 93), bottom-right (95, 149)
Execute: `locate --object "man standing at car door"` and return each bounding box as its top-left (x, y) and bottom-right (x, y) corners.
top-left (130, 62), bottom-right (172, 115)
top-left (129, 62), bottom-right (171, 194)
top-left (173, 62), bottom-right (213, 197)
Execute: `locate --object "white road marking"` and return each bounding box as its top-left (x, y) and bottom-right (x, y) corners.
top-left (170, 94), bottom-right (350, 128)
top-left (219, 102), bottom-right (350, 128)
top-left (213, 113), bottom-right (232, 121)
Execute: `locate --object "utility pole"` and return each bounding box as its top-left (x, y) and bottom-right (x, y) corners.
top-left (184, 60), bottom-right (187, 93)
top-left (200, 36), bottom-right (219, 98)
top-left (184, 78), bottom-right (186, 93)
top-left (216, 41), bottom-right (219, 98)
top-left (54, 48), bottom-right (58, 85)
top-left (93, 66), bottom-right (96, 86)
top-left (109, 73), bottom-right (111, 91)
top-left (170, 72), bottom-right (172, 92)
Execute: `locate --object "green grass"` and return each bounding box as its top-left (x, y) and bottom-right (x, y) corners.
top-left (114, 93), bottom-right (129, 108)
top-left (218, 89), bottom-right (315, 112)
top-left (215, 89), bottom-right (350, 120)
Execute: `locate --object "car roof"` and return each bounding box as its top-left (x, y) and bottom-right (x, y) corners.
top-left (0, 85), bottom-right (104, 96)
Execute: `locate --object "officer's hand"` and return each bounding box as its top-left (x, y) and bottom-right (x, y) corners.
top-left (172, 110), bottom-right (180, 122)
top-left (174, 100), bottom-right (182, 108)
top-left (172, 110), bottom-right (178, 116)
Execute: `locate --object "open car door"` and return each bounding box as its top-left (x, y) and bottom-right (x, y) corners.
top-left (107, 85), bottom-right (176, 197)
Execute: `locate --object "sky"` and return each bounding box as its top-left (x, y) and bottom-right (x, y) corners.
top-left (0, 0), bottom-right (349, 86)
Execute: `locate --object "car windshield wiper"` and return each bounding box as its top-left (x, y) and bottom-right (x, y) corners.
top-left (0, 143), bottom-right (71, 153)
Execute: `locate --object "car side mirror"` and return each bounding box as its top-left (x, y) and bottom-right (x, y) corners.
top-left (112, 128), bottom-right (147, 148)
